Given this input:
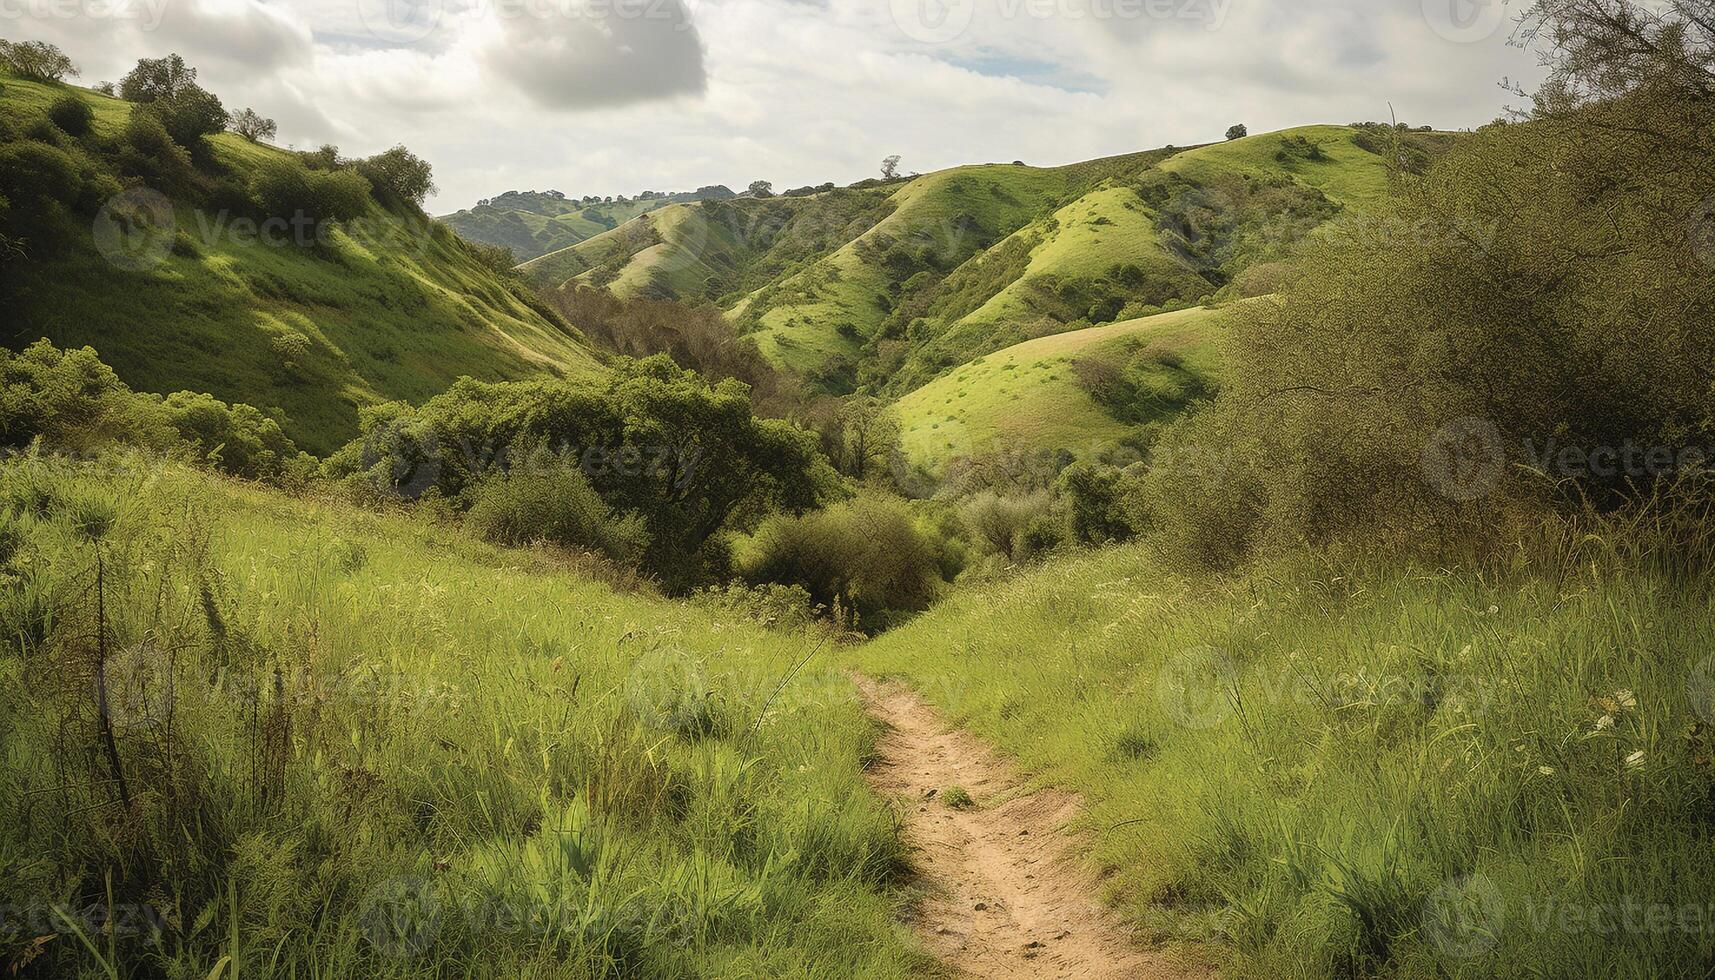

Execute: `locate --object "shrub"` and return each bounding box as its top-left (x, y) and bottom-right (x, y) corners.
top-left (464, 446), bottom-right (649, 566)
top-left (247, 158), bottom-right (371, 233)
top-left (1058, 461), bottom-right (1139, 545)
top-left (742, 496), bottom-right (942, 631)
top-left (158, 391), bottom-right (303, 480)
top-left (46, 94), bottom-right (93, 137)
top-left (0, 341), bottom-right (174, 454)
top-left (960, 490), bottom-right (1053, 561)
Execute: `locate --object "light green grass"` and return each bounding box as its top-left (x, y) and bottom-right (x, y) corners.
top-left (0, 456), bottom-right (929, 978)
top-left (852, 541), bottom-right (1715, 978)
top-left (2, 78), bottom-right (601, 455)
top-left (893, 305), bottom-right (1226, 469)
top-left (1160, 124), bottom-right (1442, 210)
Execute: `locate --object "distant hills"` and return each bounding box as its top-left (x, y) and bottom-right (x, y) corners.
top-left (438, 185), bottom-right (737, 263)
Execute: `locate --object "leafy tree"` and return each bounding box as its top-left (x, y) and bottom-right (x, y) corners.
top-left (302, 144), bottom-right (342, 170)
top-left (229, 107), bottom-right (277, 143)
top-left (747, 179), bottom-right (774, 198)
top-left (0, 40), bottom-right (77, 83)
top-left (121, 55), bottom-right (227, 148)
top-left (1226, 123), bottom-right (1248, 140)
top-left (247, 158), bottom-right (371, 231)
top-left (880, 154), bottom-right (902, 179)
top-left (355, 144), bottom-right (436, 209)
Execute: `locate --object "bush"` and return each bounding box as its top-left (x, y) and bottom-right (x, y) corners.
top-left (0, 341), bottom-right (174, 454)
top-left (742, 496), bottom-right (942, 631)
top-left (247, 158), bottom-right (371, 233)
top-left (465, 446), bottom-right (649, 566)
top-left (1057, 461), bottom-right (1139, 545)
top-left (158, 391), bottom-right (303, 480)
top-left (960, 490), bottom-right (1053, 562)
top-left (46, 94), bottom-right (93, 137)
top-left (355, 145), bottom-right (435, 210)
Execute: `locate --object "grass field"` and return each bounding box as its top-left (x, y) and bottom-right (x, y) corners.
top-left (1, 78), bottom-right (600, 455)
top-left (851, 539), bottom-right (1715, 978)
top-left (893, 305), bottom-right (1227, 470)
top-left (0, 456), bottom-right (929, 978)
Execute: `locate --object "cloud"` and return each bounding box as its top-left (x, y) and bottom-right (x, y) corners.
top-left (475, 0), bottom-right (707, 109)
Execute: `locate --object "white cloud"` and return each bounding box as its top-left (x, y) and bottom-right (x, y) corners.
top-left (1, 0), bottom-right (1540, 210)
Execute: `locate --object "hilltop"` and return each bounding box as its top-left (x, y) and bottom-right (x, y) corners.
top-left (0, 75), bottom-right (600, 454)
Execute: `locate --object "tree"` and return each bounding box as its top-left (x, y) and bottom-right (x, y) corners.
top-left (0, 40), bottom-right (78, 83)
top-left (881, 154), bottom-right (902, 179)
top-left (121, 55), bottom-right (226, 148)
top-left (747, 179), bottom-right (774, 198)
top-left (355, 145), bottom-right (436, 209)
top-left (119, 54), bottom-right (197, 103)
top-left (1226, 123), bottom-right (1248, 140)
top-left (229, 107), bottom-right (277, 143)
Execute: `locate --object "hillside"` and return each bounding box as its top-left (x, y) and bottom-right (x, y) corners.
top-left (0, 77), bottom-right (601, 455)
top-left (440, 187), bottom-right (735, 263)
top-left (852, 541), bottom-right (1715, 978)
top-left (893, 304), bottom-right (1228, 471)
top-left (522, 126), bottom-right (1451, 398)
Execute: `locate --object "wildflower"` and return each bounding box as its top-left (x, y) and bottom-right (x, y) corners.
top-left (1625, 750), bottom-right (1646, 770)
top-left (1594, 714), bottom-right (1616, 731)
top-left (1615, 690), bottom-right (1637, 710)
top-left (1539, 765), bottom-right (1556, 776)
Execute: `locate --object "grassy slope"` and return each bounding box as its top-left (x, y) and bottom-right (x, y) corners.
top-left (893, 305), bottom-right (1227, 469)
top-left (1159, 124), bottom-right (1401, 208)
top-left (853, 544), bottom-right (1715, 978)
top-left (440, 196), bottom-right (674, 263)
top-left (1, 78), bottom-right (601, 455)
top-left (1, 458), bottom-right (928, 977)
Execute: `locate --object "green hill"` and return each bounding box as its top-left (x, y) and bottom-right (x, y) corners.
top-left (439, 187), bottom-right (736, 263)
top-left (0, 76), bottom-right (601, 455)
top-left (893, 304), bottom-right (1228, 470)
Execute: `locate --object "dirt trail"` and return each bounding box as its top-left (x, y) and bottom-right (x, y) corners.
top-left (854, 674), bottom-right (1211, 980)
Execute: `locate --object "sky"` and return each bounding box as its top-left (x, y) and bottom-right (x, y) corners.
top-left (6, 0), bottom-right (1542, 211)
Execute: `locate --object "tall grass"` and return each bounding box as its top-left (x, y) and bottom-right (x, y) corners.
top-left (854, 515), bottom-right (1715, 977)
top-left (0, 454), bottom-right (923, 978)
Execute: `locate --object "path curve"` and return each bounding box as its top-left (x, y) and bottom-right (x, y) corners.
top-left (854, 674), bottom-right (1212, 980)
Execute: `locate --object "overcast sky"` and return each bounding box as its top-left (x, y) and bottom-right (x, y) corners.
top-left (9, 0), bottom-right (1541, 211)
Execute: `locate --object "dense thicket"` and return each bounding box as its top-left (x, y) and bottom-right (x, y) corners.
top-left (1144, 0), bottom-right (1715, 565)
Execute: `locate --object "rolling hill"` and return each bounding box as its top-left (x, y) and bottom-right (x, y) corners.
top-left (0, 76), bottom-right (601, 455)
top-left (520, 125), bottom-right (1452, 401)
top-left (439, 186), bottom-right (736, 263)
top-left (893, 304), bottom-right (1228, 471)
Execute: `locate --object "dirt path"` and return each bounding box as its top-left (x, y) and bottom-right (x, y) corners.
top-left (854, 674), bottom-right (1211, 980)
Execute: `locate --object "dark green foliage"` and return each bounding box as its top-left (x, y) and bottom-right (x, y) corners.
top-left (247, 158), bottom-right (371, 229)
top-left (465, 442), bottom-right (649, 565)
top-left (46, 93), bottom-right (93, 137)
top-left (121, 54), bottom-right (227, 149)
top-left (1226, 124), bottom-right (1248, 140)
top-left (159, 390), bottom-right (300, 480)
top-left (356, 144), bottom-right (435, 210)
top-left (742, 496), bottom-right (941, 630)
top-left (1057, 461), bottom-right (1138, 545)
top-left (328, 356), bottom-right (835, 590)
